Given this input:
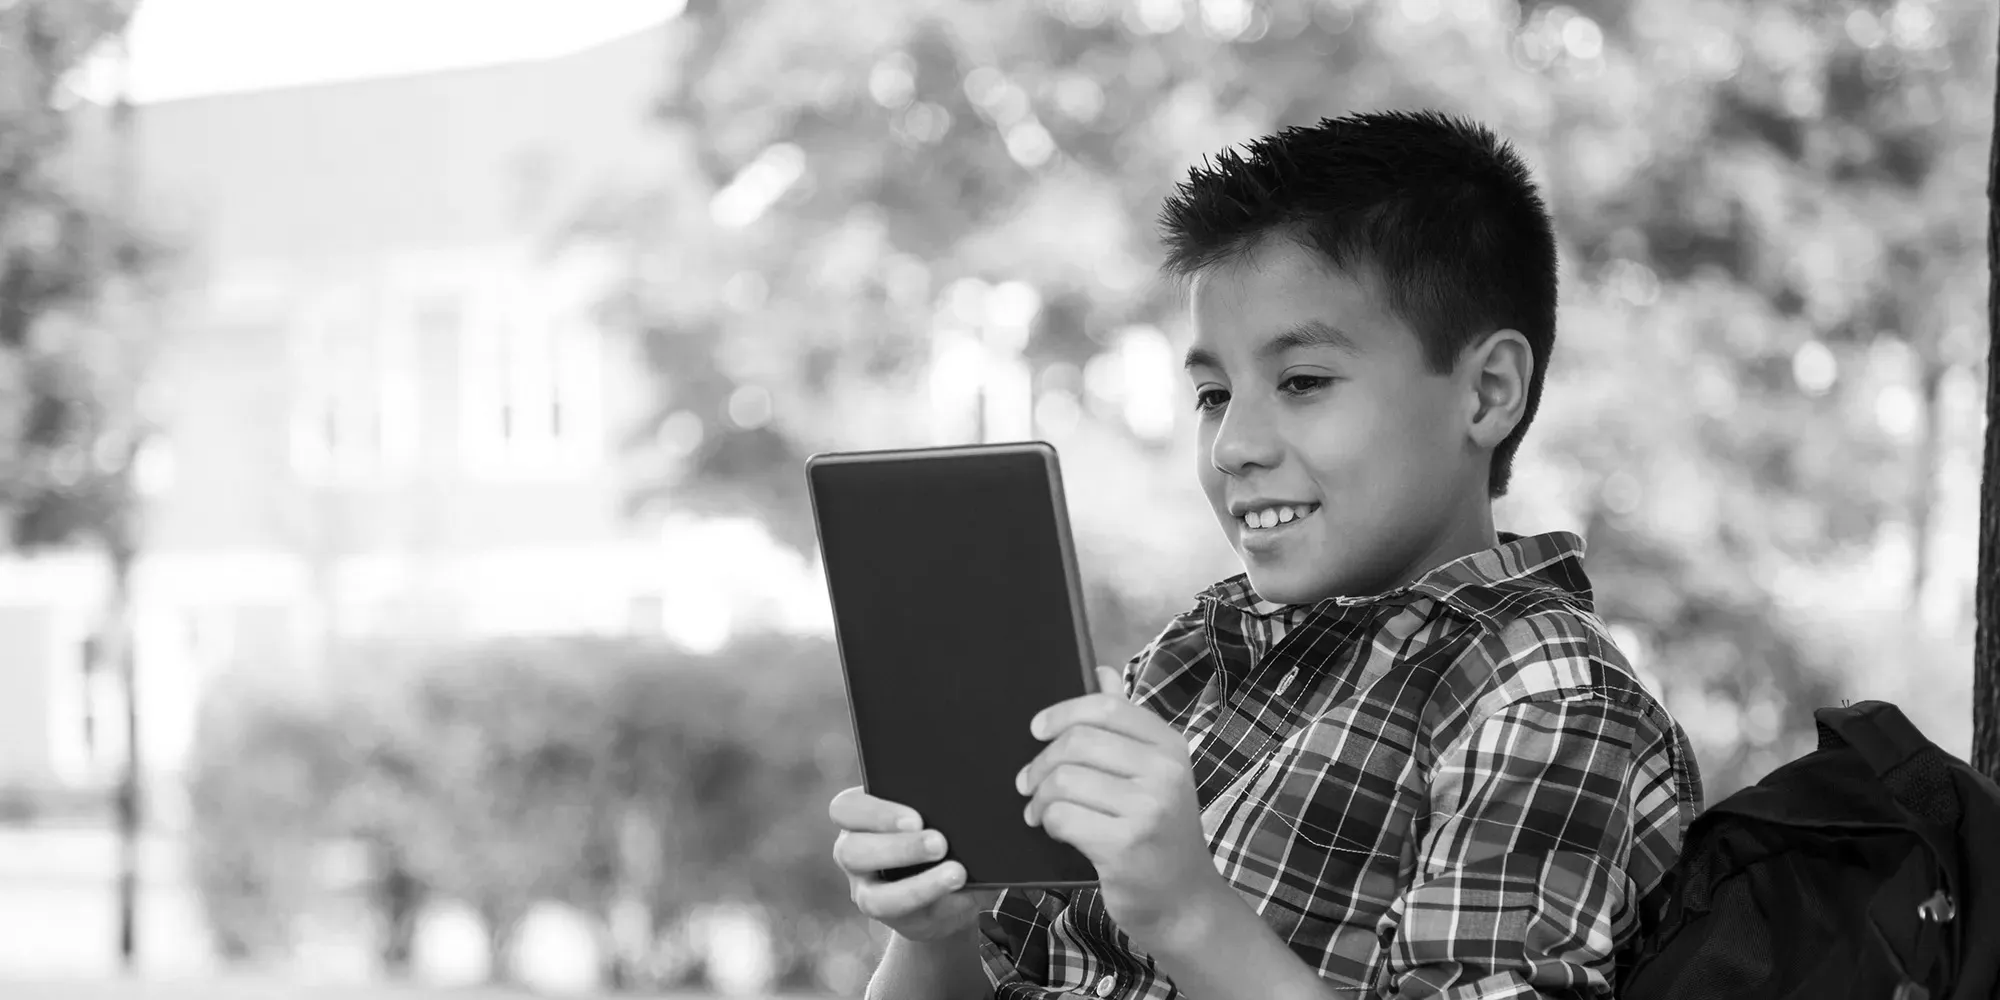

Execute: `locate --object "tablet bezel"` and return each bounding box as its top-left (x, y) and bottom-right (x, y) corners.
top-left (805, 440), bottom-right (1102, 890)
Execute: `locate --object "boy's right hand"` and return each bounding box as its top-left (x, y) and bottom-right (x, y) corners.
top-left (830, 786), bottom-right (999, 943)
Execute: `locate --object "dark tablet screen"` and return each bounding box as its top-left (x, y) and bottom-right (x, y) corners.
top-left (807, 443), bottom-right (1100, 888)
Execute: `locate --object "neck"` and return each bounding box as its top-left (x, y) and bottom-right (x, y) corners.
top-left (1382, 496), bottom-right (1500, 593)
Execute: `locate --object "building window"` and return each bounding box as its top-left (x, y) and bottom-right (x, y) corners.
top-left (626, 593), bottom-right (664, 636)
top-left (415, 294), bottom-right (462, 341)
top-left (45, 610), bottom-right (111, 787)
top-left (133, 437), bottom-right (176, 496)
top-left (290, 289), bottom-right (420, 485)
top-left (461, 284), bottom-right (604, 477)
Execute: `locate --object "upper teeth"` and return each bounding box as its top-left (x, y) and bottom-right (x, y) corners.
top-left (1242, 504), bottom-right (1314, 529)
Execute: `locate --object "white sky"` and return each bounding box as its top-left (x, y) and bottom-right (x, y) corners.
top-left (73, 0), bottom-right (683, 105)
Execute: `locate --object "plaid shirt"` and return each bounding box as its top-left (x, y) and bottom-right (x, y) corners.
top-left (978, 531), bottom-right (1703, 999)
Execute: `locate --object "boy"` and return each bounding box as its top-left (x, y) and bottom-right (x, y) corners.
top-left (829, 110), bottom-right (1702, 999)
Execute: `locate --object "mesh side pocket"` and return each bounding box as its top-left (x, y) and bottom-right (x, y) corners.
top-left (1882, 750), bottom-right (1960, 830)
top-left (1670, 872), bottom-right (1777, 1000)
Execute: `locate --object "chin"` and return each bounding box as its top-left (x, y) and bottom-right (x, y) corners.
top-left (1244, 568), bottom-right (1338, 607)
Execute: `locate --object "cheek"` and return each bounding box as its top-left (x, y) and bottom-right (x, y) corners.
top-left (1298, 388), bottom-right (1397, 465)
top-left (1307, 388), bottom-right (1447, 491)
top-left (1380, 377), bottom-right (1460, 447)
top-left (1194, 436), bottom-right (1225, 496)
top-left (1422, 381), bottom-right (1475, 457)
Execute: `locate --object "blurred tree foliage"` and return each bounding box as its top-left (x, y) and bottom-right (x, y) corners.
top-left (3, 0), bottom-right (171, 965)
top-left (184, 634), bottom-right (869, 993)
top-left (0, 0), bottom-right (166, 552)
top-left (605, 0), bottom-right (1995, 796)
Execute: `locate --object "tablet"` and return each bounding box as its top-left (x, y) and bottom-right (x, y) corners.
top-left (806, 441), bottom-right (1101, 889)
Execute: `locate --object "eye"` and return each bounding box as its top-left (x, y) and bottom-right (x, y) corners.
top-left (1193, 388), bottom-right (1229, 413)
top-left (1280, 375), bottom-right (1333, 396)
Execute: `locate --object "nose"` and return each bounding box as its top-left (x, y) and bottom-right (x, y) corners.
top-left (1209, 395), bottom-right (1280, 477)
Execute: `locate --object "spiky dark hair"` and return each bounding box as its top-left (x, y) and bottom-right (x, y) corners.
top-left (1157, 110), bottom-right (1558, 498)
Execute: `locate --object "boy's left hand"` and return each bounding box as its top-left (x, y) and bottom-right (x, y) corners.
top-left (1017, 666), bottom-right (1223, 947)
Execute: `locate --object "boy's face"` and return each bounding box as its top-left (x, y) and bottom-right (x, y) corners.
top-left (1184, 239), bottom-right (1493, 604)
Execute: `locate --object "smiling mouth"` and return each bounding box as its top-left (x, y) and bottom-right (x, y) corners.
top-left (1239, 503), bottom-right (1320, 532)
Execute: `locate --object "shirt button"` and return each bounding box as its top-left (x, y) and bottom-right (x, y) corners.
top-left (1094, 973), bottom-right (1117, 996)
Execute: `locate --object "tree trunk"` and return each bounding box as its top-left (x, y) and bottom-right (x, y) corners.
top-left (479, 900), bottom-right (520, 986)
top-left (371, 845), bottom-right (424, 978)
top-left (108, 25), bottom-right (144, 976)
top-left (596, 928), bottom-right (634, 992)
top-left (598, 892), bottom-right (655, 991)
top-left (1909, 355), bottom-right (1945, 613)
top-left (1974, 6), bottom-right (2000, 782)
top-left (110, 545), bottom-right (141, 970)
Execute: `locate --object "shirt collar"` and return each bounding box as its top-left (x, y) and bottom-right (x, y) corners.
top-left (1196, 531), bottom-right (1594, 625)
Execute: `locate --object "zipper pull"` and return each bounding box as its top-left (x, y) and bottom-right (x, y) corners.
top-left (1918, 889), bottom-right (1955, 924)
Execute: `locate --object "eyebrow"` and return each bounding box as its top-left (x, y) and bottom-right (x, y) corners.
top-left (1182, 320), bottom-right (1361, 372)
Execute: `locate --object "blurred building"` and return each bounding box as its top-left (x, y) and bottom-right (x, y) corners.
top-left (0, 21), bottom-right (819, 818)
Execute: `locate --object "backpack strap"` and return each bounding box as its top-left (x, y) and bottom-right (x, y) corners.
top-left (1821, 702), bottom-right (1964, 995)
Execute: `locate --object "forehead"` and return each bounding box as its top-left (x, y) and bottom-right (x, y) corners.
top-left (1185, 240), bottom-right (1403, 358)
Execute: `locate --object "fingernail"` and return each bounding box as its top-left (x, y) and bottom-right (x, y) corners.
top-left (926, 832), bottom-right (945, 856)
top-left (947, 864), bottom-right (965, 887)
top-left (1029, 712), bottom-right (1046, 739)
top-left (1023, 804), bottom-right (1035, 826)
top-left (897, 814), bottom-right (921, 832)
top-left (1014, 767), bottom-right (1028, 794)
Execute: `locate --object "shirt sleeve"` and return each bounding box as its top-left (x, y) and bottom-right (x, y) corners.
top-left (1376, 691), bottom-right (1685, 999)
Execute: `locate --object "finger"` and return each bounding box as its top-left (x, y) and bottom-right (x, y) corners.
top-left (1016, 724), bottom-right (1149, 794)
top-left (1096, 665), bottom-right (1126, 698)
top-left (1031, 692), bottom-right (1173, 748)
top-left (828, 786), bottom-right (924, 832)
top-left (852, 860), bottom-right (968, 921)
top-left (1039, 801), bottom-right (1119, 856)
top-left (833, 828), bottom-right (949, 876)
top-left (1024, 762), bottom-right (1136, 828)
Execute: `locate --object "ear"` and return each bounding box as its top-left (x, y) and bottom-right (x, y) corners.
top-left (1462, 329), bottom-right (1533, 450)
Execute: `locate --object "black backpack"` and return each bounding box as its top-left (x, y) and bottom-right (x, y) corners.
top-left (1622, 700), bottom-right (2000, 1000)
